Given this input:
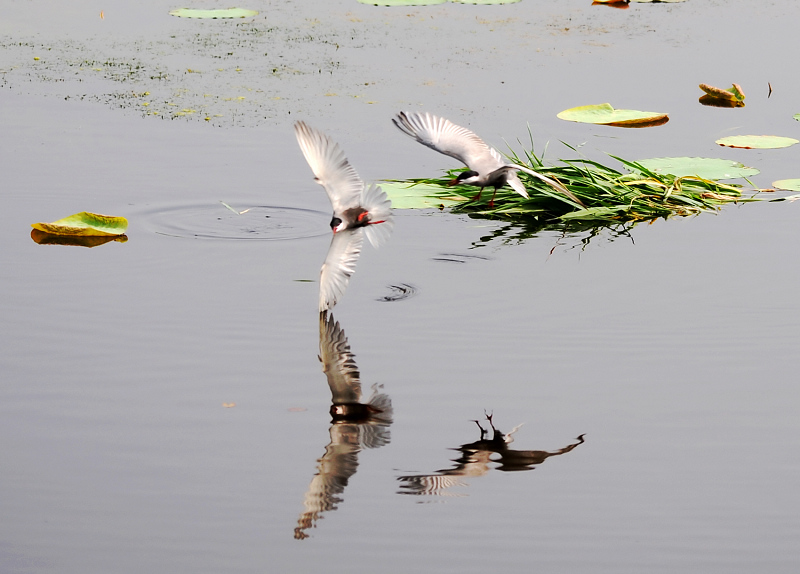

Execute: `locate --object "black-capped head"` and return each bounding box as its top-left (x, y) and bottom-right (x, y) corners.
top-left (330, 216), bottom-right (342, 230)
top-left (449, 170), bottom-right (480, 186)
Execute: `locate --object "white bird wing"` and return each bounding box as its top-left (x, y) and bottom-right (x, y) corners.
top-left (393, 111), bottom-right (506, 175)
top-left (318, 311), bottom-right (362, 404)
top-left (294, 121), bottom-right (364, 213)
top-left (319, 227), bottom-right (364, 312)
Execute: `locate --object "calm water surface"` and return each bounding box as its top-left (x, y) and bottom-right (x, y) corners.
top-left (2, 1), bottom-right (800, 573)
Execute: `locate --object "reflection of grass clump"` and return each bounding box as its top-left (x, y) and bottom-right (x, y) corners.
top-left (402, 145), bottom-right (758, 225)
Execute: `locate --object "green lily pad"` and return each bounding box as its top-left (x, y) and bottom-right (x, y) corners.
top-left (716, 135), bottom-right (799, 149)
top-left (557, 103), bottom-right (668, 126)
top-left (169, 8), bottom-right (259, 19)
top-left (699, 83), bottom-right (745, 102)
top-left (773, 179), bottom-right (800, 192)
top-left (380, 181), bottom-right (466, 209)
top-left (31, 212), bottom-right (128, 236)
top-left (356, 0), bottom-right (446, 5)
top-left (794, 114), bottom-right (800, 121)
top-left (634, 157), bottom-right (760, 180)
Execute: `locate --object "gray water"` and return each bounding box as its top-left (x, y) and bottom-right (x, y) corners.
top-left (2, 1), bottom-right (800, 572)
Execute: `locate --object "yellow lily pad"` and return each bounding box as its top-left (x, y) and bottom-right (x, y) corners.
top-left (31, 212), bottom-right (128, 236)
top-left (699, 83), bottom-right (745, 102)
top-left (557, 103), bottom-right (668, 127)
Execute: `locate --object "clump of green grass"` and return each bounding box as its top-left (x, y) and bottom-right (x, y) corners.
top-left (400, 144), bottom-right (759, 225)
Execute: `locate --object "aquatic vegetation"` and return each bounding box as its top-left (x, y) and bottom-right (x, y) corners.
top-left (386, 147), bottom-right (765, 225)
top-left (168, 8), bottom-right (259, 19)
top-left (557, 103), bottom-right (668, 127)
top-left (634, 157), bottom-right (759, 179)
top-left (773, 179), bottom-right (800, 192)
top-left (699, 83), bottom-right (745, 104)
top-left (716, 135), bottom-right (799, 149)
top-left (31, 212), bottom-right (128, 236)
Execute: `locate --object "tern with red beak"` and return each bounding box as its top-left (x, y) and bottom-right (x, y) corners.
top-left (393, 111), bottom-right (578, 207)
top-left (294, 121), bottom-right (393, 311)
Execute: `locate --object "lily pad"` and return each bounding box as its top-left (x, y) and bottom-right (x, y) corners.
top-left (30, 229), bottom-right (127, 248)
top-left (356, 0), bottom-right (446, 5)
top-left (634, 157), bottom-right (760, 180)
top-left (557, 103), bottom-right (668, 127)
top-left (31, 212), bottom-right (128, 236)
top-left (699, 83), bottom-right (745, 102)
top-left (773, 179), bottom-right (800, 192)
top-left (716, 135), bottom-right (799, 149)
top-left (380, 181), bottom-right (466, 209)
top-left (169, 8), bottom-right (259, 19)
top-left (699, 95), bottom-right (744, 108)
top-left (794, 113), bottom-right (800, 122)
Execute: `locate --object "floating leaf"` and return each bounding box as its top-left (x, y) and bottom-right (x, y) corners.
top-left (716, 135), bottom-right (799, 149)
top-left (699, 83), bottom-right (745, 102)
top-left (773, 179), bottom-right (800, 192)
top-left (793, 113), bottom-right (800, 122)
top-left (31, 212), bottom-right (128, 236)
top-left (592, 1), bottom-right (629, 7)
top-left (699, 95), bottom-right (744, 108)
top-left (634, 157), bottom-right (760, 180)
top-left (381, 181), bottom-right (468, 209)
top-left (357, 0), bottom-right (446, 5)
top-left (557, 103), bottom-right (668, 127)
top-left (30, 229), bottom-right (127, 248)
top-left (168, 8), bottom-right (259, 19)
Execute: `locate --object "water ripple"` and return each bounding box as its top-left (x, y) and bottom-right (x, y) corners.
top-left (137, 202), bottom-right (329, 241)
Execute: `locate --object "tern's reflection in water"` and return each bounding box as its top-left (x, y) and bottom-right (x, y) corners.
top-left (398, 414), bottom-right (584, 498)
top-left (294, 312), bottom-right (393, 540)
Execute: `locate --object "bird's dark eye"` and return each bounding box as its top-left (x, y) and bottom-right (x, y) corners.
top-left (330, 217), bottom-right (342, 229)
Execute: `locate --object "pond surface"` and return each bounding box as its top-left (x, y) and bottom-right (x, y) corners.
top-left (2, 1), bottom-right (800, 573)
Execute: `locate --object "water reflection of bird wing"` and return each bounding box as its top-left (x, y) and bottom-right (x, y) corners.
top-left (319, 311), bottom-right (362, 403)
top-left (294, 416), bottom-right (393, 539)
top-left (496, 434), bottom-right (585, 472)
top-left (397, 423), bottom-right (585, 498)
top-left (397, 449), bottom-right (491, 497)
top-left (294, 424), bottom-right (362, 540)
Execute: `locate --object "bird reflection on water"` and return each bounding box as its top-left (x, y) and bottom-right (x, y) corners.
top-left (398, 414), bottom-right (584, 498)
top-left (294, 312), bottom-right (393, 540)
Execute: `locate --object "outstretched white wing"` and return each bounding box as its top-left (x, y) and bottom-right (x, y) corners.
top-left (393, 111), bottom-right (506, 176)
top-left (294, 121), bottom-right (364, 213)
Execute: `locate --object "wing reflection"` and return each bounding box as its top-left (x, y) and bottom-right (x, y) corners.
top-left (398, 414), bottom-right (584, 498)
top-left (294, 312), bottom-right (393, 540)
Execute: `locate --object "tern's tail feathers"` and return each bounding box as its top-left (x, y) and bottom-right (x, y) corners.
top-left (361, 183), bottom-right (394, 248)
top-left (507, 173), bottom-right (530, 199)
top-left (513, 164), bottom-right (584, 207)
top-left (365, 383), bottom-right (393, 425)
